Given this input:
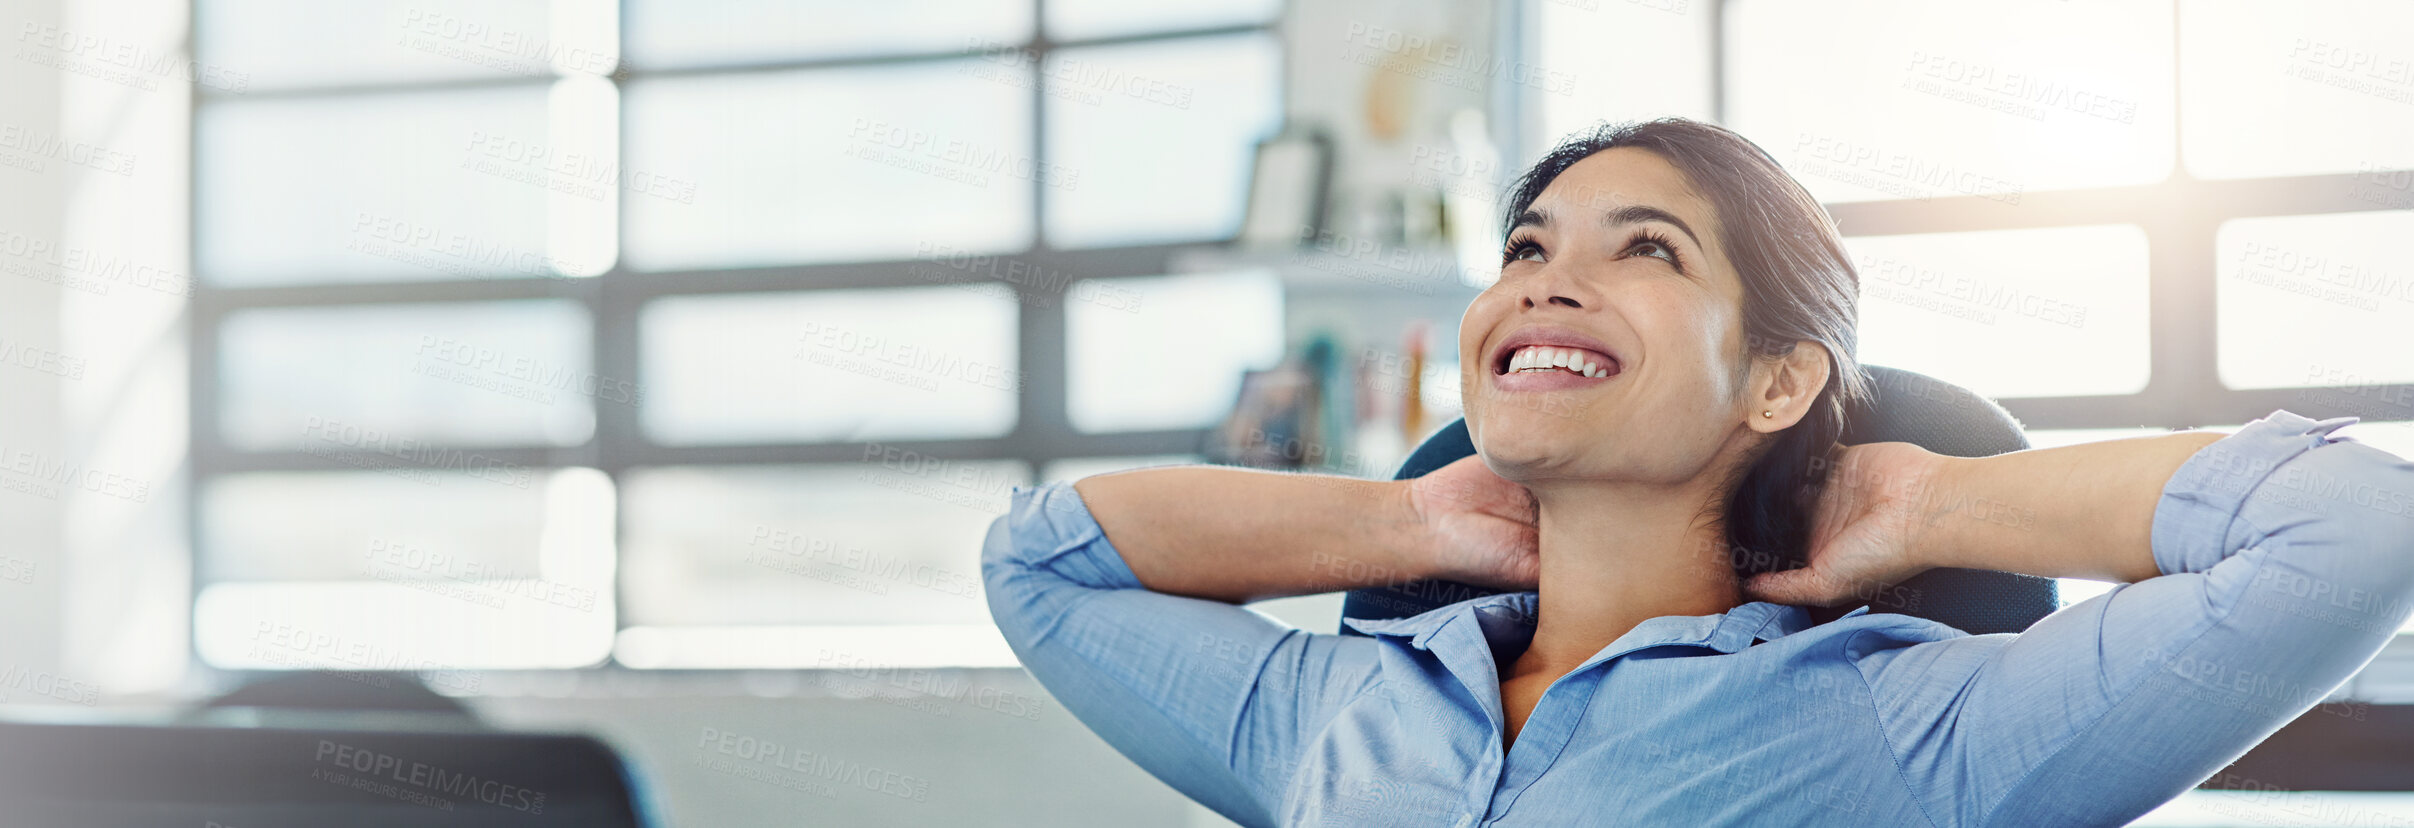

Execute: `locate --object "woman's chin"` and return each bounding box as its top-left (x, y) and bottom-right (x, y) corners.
top-left (1472, 436), bottom-right (1571, 481)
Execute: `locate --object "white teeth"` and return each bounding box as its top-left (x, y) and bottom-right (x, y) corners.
top-left (1506, 344), bottom-right (1621, 376)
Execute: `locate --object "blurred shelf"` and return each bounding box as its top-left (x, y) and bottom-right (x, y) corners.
top-left (1168, 243), bottom-right (1489, 300)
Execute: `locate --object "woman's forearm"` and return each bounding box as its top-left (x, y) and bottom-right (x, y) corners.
top-left (1072, 467), bottom-right (1433, 604)
top-left (1916, 430), bottom-right (2230, 583)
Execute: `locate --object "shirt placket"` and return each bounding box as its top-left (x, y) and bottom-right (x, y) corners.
top-left (1480, 663), bottom-right (1608, 823)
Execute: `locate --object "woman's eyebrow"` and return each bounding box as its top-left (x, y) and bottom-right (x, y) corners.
top-left (1601, 204), bottom-right (1703, 251)
top-left (1512, 208), bottom-right (1552, 231)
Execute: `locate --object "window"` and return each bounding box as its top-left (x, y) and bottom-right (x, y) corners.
top-left (1726, 0), bottom-right (2174, 203)
top-left (1848, 226), bottom-right (2151, 399)
top-left (1534, 0), bottom-right (2414, 436)
top-left (1534, 0), bottom-right (2414, 641)
top-left (191, 1), bottom-right (1284, 671)
top-left (2178, 0), bottom-right (2414, 180)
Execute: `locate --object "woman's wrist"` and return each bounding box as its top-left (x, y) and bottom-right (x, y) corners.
top-left (1905, 453), bottom-right (1986, 571)
top-left (1376, 477), bottom-right (1457, 584)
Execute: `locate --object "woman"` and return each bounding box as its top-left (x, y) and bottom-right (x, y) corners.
top-left (981, 119), bottom-right (2414, 826)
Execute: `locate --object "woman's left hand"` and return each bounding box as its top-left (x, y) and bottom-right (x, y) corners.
top-left (1743, 441), bottom-right (1951, 607)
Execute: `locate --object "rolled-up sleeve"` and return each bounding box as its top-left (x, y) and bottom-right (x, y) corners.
top-left (981, 481), bottom-right (1382, 828)
top-left (1857, 410), bottom-right (2414, 827)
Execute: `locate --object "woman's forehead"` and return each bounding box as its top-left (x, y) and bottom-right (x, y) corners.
top-left (1533, 148), bottom-right (1718, 232)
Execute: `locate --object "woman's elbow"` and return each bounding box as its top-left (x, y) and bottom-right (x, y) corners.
top-left (2251, 442), bottom-right (2414, 633)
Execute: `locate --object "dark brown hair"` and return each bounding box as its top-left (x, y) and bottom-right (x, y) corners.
top-left (1500, 118), bottom-right (1868, 578)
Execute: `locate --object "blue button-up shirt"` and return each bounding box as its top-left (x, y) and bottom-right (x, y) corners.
top-left (982, 411), bottom-right (2414, 826)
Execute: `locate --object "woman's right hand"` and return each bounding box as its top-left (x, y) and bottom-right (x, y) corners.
top-left (1403, 455), bottom-right (1541, 590)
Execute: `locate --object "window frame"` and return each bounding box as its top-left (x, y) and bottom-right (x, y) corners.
top-left (185, 3), bottom-right (1286, 673)
top-left (1529, 0), bottom-right (2414, 429)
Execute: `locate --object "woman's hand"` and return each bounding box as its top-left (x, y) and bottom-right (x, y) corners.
top-left (1743, 442), bottom-right (1950, 607)
top-left (1404, 455), bottom-right (1541, 590)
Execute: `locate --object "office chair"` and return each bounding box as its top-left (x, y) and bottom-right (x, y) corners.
top-left (0, 673), bottom-right (656, 827)
top-left (1342, 365), bottom-right (2060, 637)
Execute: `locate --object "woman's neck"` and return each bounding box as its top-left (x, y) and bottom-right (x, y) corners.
top-left (1508, 479), bottom-right (1746, 681)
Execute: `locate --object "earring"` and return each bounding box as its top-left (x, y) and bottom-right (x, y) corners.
top-left (1761, 410), bottom-right (1774, 418)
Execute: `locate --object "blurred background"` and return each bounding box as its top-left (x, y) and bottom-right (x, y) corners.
top-left (1, 0), bottom-right (2411, 824)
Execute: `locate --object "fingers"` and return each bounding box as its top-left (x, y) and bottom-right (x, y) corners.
top-left (1743, 569), bottom-right (1843, 607)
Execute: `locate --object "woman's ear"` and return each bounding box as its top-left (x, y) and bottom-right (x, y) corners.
top-left (1747, 340), bottom-right (1832, 434)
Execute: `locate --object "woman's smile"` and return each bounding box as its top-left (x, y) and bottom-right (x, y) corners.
top-left (1487, 324), bottom-right (1626, 393)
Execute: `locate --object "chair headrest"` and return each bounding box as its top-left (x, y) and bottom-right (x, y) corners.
top-left (1340, 365), bottom-right (2059, 637)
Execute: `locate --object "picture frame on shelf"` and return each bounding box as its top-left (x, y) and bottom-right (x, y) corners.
top-left (1236, 126), bottom-right (1334, 249)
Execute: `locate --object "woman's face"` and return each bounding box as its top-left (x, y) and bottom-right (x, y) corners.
top-left (1458, 147), bottom-right (1759, 488)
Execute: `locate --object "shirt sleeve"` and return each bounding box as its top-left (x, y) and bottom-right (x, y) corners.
top-left (1852, 410), bottom-right (2414, 828)
top-left (980, 480), bottom-right (1384, 828)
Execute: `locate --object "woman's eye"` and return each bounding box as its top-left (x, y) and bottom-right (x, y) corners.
top-left (1506, 243), bottom-right (1545, 263)
top-left (1629, 240), bottom-right (1676, 264)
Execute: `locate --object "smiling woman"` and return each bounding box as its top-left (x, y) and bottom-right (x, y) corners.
top-left (1466, 120), bottom-right (1869, 595)
top-left (982, 117), bottom-right (2414, 826)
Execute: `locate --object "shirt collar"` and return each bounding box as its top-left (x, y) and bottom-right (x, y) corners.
top-left (1341, 592), bottom-right (1863, 656)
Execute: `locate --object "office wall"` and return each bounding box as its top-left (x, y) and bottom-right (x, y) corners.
top-left (0, 0), bottom-right (67, 691)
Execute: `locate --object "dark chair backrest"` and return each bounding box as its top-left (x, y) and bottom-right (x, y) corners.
top-left (1341, 365), bottom-right (2059, 637)
top-left (0, 719), bottom-right (654, 827)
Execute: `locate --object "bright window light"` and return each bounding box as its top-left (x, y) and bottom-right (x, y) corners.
top-left (1849, 225), bottom-right (2152, 399)
top-left (1728, 0), bottom-right (2175, 203)
top-left (2216, 212), bottom-right (2414, 392)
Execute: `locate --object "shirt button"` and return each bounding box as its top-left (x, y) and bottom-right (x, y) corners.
top-left (1454, 816), bottom-right (1474, 828)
